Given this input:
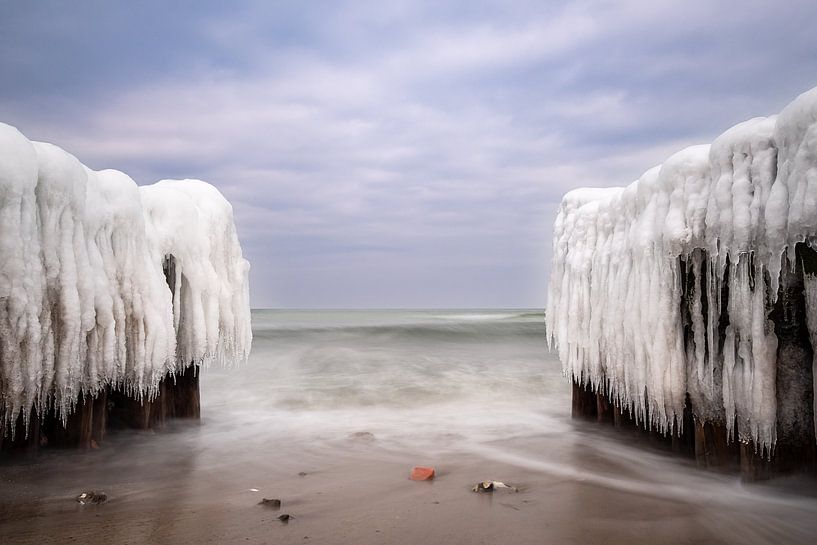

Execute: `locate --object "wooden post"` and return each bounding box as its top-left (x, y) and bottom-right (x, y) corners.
top-left (77, 395), bottom-right (94, 449)
top-left (693, 419), bottom-right (739, 470)
top-left (612, 403), bottom-right (624, 427)
top-left (25, 410), bottom-right (40, 457)
top-left (137, 397), bottom-right (152, 430)
top-left (596, 388), bottom-right (614, 424)
top-left (149, 380), bottom-right (167, 429)
top-left (0, 408), bottom-right (40, 458)
top-left (572, 380), bottom-right (598, 420)
top-left (174, 364), bottom-right (201, 420)
top-left (1, 253), bottom-right (206, 458)
top-left (740, 443), bottom-right (771, 482)
top-left (668, 395), bottom-right (694, 456)
top-left (91, 389), bottom-right (107, 446)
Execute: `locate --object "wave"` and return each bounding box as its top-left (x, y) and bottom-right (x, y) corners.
top-left (431, 312), bottom-right (527, 321)
top-left (252, 321), bottom-right (548, 342)
top-left (250, 309), bottom-right (544, 333)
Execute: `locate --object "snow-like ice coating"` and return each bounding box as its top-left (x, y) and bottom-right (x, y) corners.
top-left (0, 123), bottom-right (251, 428)
top-left (546, 87), bottom-right (817, 454)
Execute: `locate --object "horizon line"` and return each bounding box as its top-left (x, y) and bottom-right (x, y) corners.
top-left (250, 307), bottom-right (546, 311)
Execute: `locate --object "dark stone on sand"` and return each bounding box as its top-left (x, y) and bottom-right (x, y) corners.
top-left (278, 514), bottom-right (291, 523)
top-left (260, 498), bottom-right (282, 509)
top-left (298, 471), bottom-right (308, 477)
top-left (349, 431), bottom-right (375, 441)
top-left (76, 491), bottom-right (107, 504)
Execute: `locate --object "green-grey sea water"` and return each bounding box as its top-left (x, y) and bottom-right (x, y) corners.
top-left (202, 309), bottom-right (565, 454)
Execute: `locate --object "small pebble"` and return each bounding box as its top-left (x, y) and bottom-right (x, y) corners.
top-left (259, 498), bottom-right (282, 509)
top-left (76, 491), bottom-right (107, 504)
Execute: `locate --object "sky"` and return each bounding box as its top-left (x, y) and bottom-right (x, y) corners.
top-left (2, 0), bottom-right (817, 308)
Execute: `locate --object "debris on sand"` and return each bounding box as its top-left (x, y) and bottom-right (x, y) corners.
top-left (76, 491), bottom-right (107, 504)
top-left (259, 498), bottom-right (282, 509)
top-left (298, 471), bottom-right (308, 477)
top-left (472, 481), bottom-right (518, 493)
top-left (278, 514), bottom-right (292, 523)
top-left (349, 431), bottom-right (375, 442)
top-left (410, 466), bottom-right (435, 481)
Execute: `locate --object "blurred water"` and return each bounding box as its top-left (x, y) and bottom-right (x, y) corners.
top-left (193, 309), bottom-right (817, 544)
top-left (201, 309), bottom-right (565, 456)
top-left (3, 310), bottom-right (817, 545)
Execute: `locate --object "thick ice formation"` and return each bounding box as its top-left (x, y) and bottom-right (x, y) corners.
top-left (0, 123), bottom-right (251, 427)
top-left (546, 87), bottom-right (817, 454)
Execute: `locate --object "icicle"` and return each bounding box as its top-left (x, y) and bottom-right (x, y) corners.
top-left (0, 122), bottom-right (252, 429)
top-left (546, 86), bottom-right (817, 451)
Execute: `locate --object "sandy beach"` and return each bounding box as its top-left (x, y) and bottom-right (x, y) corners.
top-left (4, 4), bottom-right (817, 543)
top-left (3, 427), bottom-right (817, 544)
top-left (2, 311), bottom-right (816, 544)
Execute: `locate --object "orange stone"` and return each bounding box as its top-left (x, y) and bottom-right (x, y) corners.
top-left (410, 466), bottom-right (435, 481)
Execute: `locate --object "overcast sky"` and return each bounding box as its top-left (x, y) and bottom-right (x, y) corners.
top-left (2, 0), bottom-right (817, 308)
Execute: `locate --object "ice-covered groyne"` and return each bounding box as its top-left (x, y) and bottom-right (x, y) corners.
top-left (0, 122), bottom-right (251, 443)
top-left (546, 86), bottom-right (817, 474)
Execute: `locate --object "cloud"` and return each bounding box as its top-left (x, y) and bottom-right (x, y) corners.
top-left (2, 0), bottom-right (817, 307)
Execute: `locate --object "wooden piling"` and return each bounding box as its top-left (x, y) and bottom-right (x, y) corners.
top-left (571, 244), bottom-right (817, 480)
top-left (572, 381), bottom-right (598, 420)
top-left (1, 253), bottom-right (205, 460)
top-left (596, 387), bottom-right (614, 425)
top-left (0, 408), bottom-right (41, 457)
top-left (173, 364), bottom-right (201, 420)
top-left (693, 419), bottom-right (739, 471)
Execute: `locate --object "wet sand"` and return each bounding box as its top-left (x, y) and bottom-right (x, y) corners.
top-left (2, 311), bottom-right (817, 544)
top-left (2, 424), bottom-right (816, 545)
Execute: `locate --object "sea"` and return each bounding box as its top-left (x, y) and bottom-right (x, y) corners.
top-left (2, 309), bottom-right (817, 544)
top-left (202, 309), bottom-right (563, 456)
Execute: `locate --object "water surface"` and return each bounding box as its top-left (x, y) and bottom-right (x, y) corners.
top-left (2, 310), bottom-right (816, 544)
